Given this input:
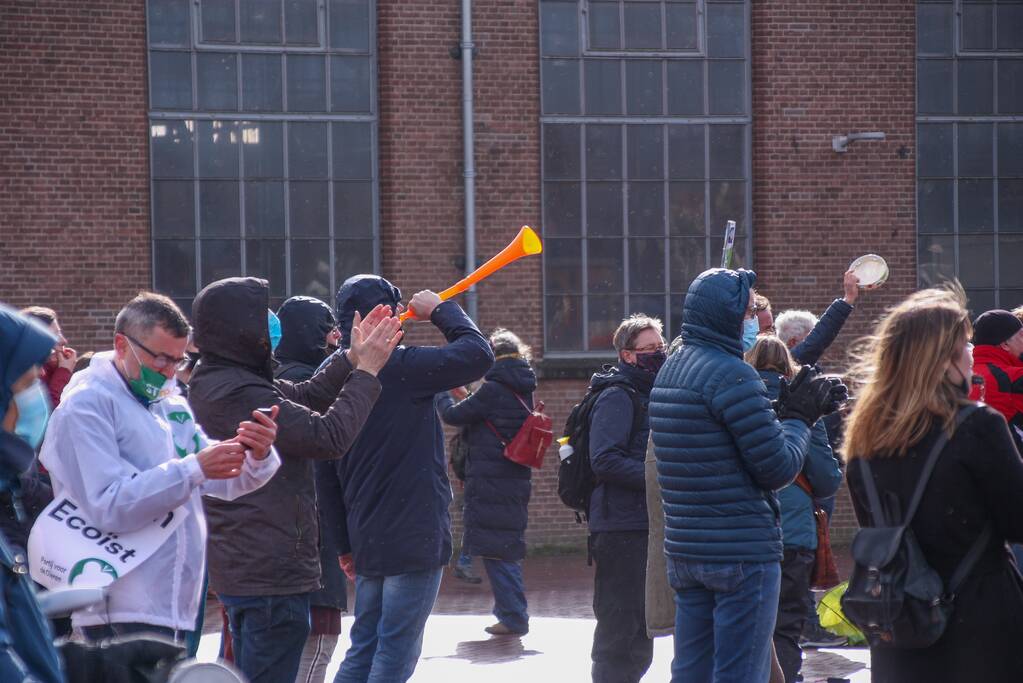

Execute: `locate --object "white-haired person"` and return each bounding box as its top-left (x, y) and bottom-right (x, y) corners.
top-left (774, 270), bottom-right (864, 367)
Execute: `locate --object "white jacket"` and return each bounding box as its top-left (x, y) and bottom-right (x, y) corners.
top-left (39, 352), bottom-right (280, 631)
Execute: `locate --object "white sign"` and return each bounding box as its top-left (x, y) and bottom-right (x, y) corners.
top-left (28, 496), bottom-right (188, 590)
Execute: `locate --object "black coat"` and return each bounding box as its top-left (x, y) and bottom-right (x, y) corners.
top-left (437, 358), bottom-right (536, 561)
top-left (847, 404), bottom-right (1023, 682)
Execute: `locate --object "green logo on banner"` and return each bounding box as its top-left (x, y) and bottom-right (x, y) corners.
top-left (68, 558), bottom-right (118, 585)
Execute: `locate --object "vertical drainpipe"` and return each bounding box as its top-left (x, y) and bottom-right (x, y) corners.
top-left (461, 0), bottom-right (478, 321)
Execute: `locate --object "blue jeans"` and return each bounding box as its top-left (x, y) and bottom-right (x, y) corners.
top-left (219, 592), bottom-right (311, 683)
top-left (482, 558), bottom-right (528, 633)
top-left (666, 558), bottom-right (782, 683)
top-left (335, 567), bottom-right (443, 683)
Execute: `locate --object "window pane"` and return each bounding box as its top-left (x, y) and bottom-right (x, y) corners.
top-left (587, 238), bottom-right (623, 293)
top-left (918, 179), bottom-right (954, 233)
top-left (710, 181), bottom-right (745, 234)
top-left (666, 2), bottom-right (698, 50)
top-left (201, 239), bottom-right (241, 285)
top-left (588, 295), bottom-right (624, 350)
top-left (335, 239), bottom-right (374, 282)
top-left (1000, 235), bottom-right (1023, 287)
top-left (291, 239), bottom-right (331, 299)
top-left (586, 124), bottom-right (622, 180)
top-left (707, 2), bottom-right (745, 58)
top-left (965, 289), bottom-right (996, 318)
top-left (240, 0), bottom-right (282, 43)
top-left (154, 240), bottom-right (196, 297)
top-left (544, 182), bottom-right (582, 236)
top-left (958, 179), bottom-right (994, 233)
top-left (285, 0), bottom-right (319, 45)
top-left (242, 54), bottom-right (283, 111)
top-left (588, 1), bottom-right (619, 50)
top-left (627, 125), bottom-right (663, 180)
top-left (999, 123), bottom-right (1023, 177)
top-left (333, 121), bottom-right (373, 179)
top-left (150, 51), bottom-right (193, 109)
top-left (541, 1), bottom-right (580, 56)
top-left (625, 60), bottom-right (662, 116)
top-left (958, 123), bottom-right (993, 177)
top-left (624, 2), bottom-right (661, 50)
top-left (587, 182), bottom-right (623, 236)
top-left (918, 59), bottom-right (953, 115)
top-left (585, 59), bottom-right (622, 116)
top-left (197, 53), bottom-right (238, 110)
top-left (666, 60), bottom-right (703, 115)
top-left (711, 234), bottom-right (747, 270)
top-left (709, 125), bottom-right (744, 180)
top-left (151, 120), bottom-right (194, 178)
top-left (917, 2), bottom-right (953, 55)
top-left (544, 124), bottom-right (581, 180)
top-left (201, 0), bottom-right (235, 42)
top-left (629, 238), bottom-right (665, 292)
top-left (148, 0), bottom-right (191, 45)
top-left (289, 181), bottom-right (329, 237)
top-left (669, 181), bottom-right (705, 234)
top-left (669, 235), bottom-right (704, 292)
top-left (198, 120), bottom-right (239, 177)
top-left (244, 180), bottom-right (285, 236)
top-left (1003, 290), bottom-right (1023, 311)
top-left (542, 59), bottom-right (581, 114)
top-left (246, 239), bottom-right (286, 296)
top-left (330, 56), bottom-right (371, 112)
top-left (958, 60), bottom-right (994, 116)
top-left (668, 124), bottom-right (705, 180)
top-left (918, 234), bottom-right (955, 288)
top-left (544, 238), bottom-right (582, 293)
top-left (629, 293), bottom-right (665, 327)
top-left (152, 180), bottom-right (196, 237)
top-left (998, 59), bottom-right (1023, 115)
top-left (199, 180), bottom-right (240, 236)
top-left (287, 121), bottom-right (328, 178)
top-left (708, 60), bottom-right (745, 115)
top-left (287, 55), bottom-right (326, 112)
top-left (1000, 179), bottom-right (1023, 232)
top-left (961, 3), bottom-right (993, 51)
top-left (334, 181), bottom-right (373, 237)
top-left (917, 123), bottom-right (954, 177)
top-left (997, 4), bottom-right (1023, 50)
top-left (628, 181), bottom-right (665, 235)
top-left (959, 235), bottom-right (994, 288)
top-left (545, 295), bottom-right (583, 351)
top-left (330, 0), bottom-right (370, 51)
top-left (241, 121), bottom-right (283, 178)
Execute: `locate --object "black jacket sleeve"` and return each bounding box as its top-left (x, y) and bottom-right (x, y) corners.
top-left (791, 299), bottom-right (853, 366)
top-left (588, 388), bottom-right (645, 491)
top-left (397, 302), bottom-right (495, 398)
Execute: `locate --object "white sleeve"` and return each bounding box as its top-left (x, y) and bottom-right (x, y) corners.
top-left (39, 397), bottom-right (204, 534)
top-left (200, 447), bottom-right (281, 501)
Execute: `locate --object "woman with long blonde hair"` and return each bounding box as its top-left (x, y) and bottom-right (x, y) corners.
top-left (842, 287), bottom-right (1023, 682)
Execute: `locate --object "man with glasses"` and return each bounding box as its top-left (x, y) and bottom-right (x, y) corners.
top-left (38, 292), bottom-right (282, 643)
top-left (587, 314), bottom-right (666, 683)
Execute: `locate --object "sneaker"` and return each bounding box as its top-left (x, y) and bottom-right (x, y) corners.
top-left (485, 622), bottom-right (528, 636)
top-left (800, 624), bottom-right (847, 648)
top-left (452, 565), bottom-right (482, 584)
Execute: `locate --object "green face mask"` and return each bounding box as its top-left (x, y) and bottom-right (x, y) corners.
top-left (125, 341), bottom-right (168, 403)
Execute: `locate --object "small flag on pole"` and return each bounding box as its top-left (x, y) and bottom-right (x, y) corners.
top-left (720, 220), bottom-right (736, 269)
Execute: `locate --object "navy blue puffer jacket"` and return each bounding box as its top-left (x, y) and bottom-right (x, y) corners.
top-left (650, 268), bottom-right (811, 563)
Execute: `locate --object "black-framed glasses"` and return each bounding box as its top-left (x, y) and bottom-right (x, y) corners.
top-left (125, 334), bottom-right (189, 372)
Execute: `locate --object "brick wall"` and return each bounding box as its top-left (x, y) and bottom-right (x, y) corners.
top-left (0, 1), bottom-right (151, 350)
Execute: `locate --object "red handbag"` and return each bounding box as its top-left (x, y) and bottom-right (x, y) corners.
top-left (793, 474), bottom-right (841, 590)
top-left (484, 386), bottom-right (553, 469)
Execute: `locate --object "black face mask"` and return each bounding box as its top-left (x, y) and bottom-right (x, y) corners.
top-left (634, 350), bottom-right (667, 375)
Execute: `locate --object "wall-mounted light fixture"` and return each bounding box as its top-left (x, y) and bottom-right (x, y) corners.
top-left (832, 131), bottom-right (886, 153)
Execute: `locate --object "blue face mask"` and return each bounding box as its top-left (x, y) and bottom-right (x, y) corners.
top-left (14, 380), bottom-right (51, 449)
top-left (742, 317), bottom-right (760, 352)
top-left (268, 310), bottom-right (282, 353)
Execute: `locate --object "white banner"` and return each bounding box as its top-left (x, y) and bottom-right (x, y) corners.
top-left (27, 496), bottom-right (188, 590)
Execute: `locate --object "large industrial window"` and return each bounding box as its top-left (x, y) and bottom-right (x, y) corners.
top-left (917, 0), bottom-right (1023, 313)
top-left (146, 0), bottom-right (377, 311)
top-left (540, 0), bottom-right (751, 354)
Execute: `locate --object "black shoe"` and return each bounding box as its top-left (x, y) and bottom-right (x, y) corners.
top-left (485, 622), bottom-right (528, 636)
top-left (453, 565), bottom-right (482, 584)
top-left (800, 623), bottom-right (847, 648)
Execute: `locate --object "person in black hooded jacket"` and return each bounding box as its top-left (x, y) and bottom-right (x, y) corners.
top-left (273, 295), bottom-right (348, 683)
top-left (437, 328), bottom-right (536, 636)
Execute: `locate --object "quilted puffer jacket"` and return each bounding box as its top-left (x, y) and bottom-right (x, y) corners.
top-left (650, 268), bottom-right (811, 563)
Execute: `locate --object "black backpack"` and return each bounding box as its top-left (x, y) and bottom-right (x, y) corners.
top-left (557, 378), bottom-right (643, 523)
top-left (841, 403), bottom-right (992, 649)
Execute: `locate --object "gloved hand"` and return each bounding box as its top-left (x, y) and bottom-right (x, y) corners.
top-left (773, 366), bottom-right (848, 427)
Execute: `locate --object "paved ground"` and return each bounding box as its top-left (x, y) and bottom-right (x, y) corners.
top-left (199, 554), bottom-right (870, 682)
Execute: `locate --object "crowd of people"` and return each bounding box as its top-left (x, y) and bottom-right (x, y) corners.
top-left (2, 262), bottom-right (1022, 683)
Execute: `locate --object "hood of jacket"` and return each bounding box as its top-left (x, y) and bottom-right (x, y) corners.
top-left (335, 274), bottom-right (402, 347)
top-left (193, 277), bottom-right (274, 380)
top-left (680, 268), bottom-right (756, 358)
top-left (485, 357), bottom-right (537, 395)
top-left (589, 361), bottom-right (655, 396)
top-left (276, 296), bottom-right (336, 368)
top-left (0, 304), bottom-right (57, 417)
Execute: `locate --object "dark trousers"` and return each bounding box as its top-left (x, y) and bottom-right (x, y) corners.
top-left (591, 530), bottom-right (653, 683)
top-left (219, 592), bottom-right (311, 683)
top-left (773, 548), bottom-right (815, 683)
top-left (81, 622), bottom-right (180, 642)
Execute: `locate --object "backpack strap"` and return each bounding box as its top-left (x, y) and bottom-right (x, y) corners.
top-left (947, 523), bottom-right (993, 599)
